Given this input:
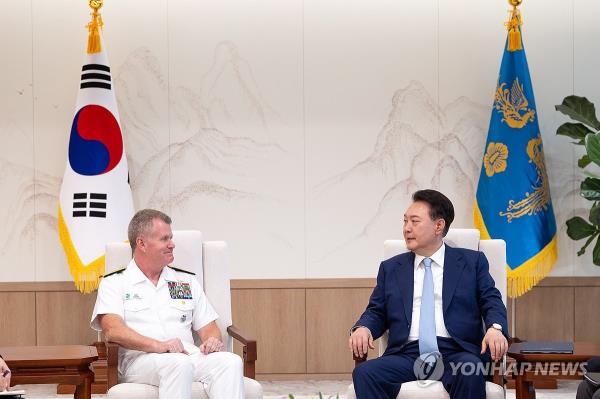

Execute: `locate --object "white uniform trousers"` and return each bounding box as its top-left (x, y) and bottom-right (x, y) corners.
top-left (120, 351), bottom-right (244, 399)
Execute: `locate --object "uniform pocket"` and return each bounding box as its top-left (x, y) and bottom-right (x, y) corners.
top-left (170, 300), bottom-right (194, 311)
top-left (123, 300), bottom-right (151, 312)
top-left (169, 300), bottom-right (194, 325)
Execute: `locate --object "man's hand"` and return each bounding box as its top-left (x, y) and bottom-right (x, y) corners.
top-left (0, 358), bottom-right (11, 391)
top-left (199, 336), bottom-right (224, 355)
top-left (349, 327), bottom-right (374, 359)
top-left (481, 328), bottom-right (508, 361)
top-left (197, 321), bottom-right (224, 355)
top-left (157, 338), bottom-right (189, 355)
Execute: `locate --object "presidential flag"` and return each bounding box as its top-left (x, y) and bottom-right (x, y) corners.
top-left (58, 2), bottom-right (134, 293)
top-left (474, 5), bottom-right (557, 298)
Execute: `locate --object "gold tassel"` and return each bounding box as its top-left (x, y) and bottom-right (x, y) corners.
top-left (87, 0), bottom-right (104, 54)
top-left (506, 7), bottom-right (522, 52)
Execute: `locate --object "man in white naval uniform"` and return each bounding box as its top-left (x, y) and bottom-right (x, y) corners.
top-left (91, 209), bottom-right (244, 398)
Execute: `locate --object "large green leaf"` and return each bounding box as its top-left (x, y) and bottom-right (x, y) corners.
top-left (557, 122), bottom-right (596, 141)
top-left (586, 133), bottom-right (600, 167)
top-left (593, 236), bottom-right (600, 266)
top-left (556, 96), bottom-right (600, 130)
top-left (566, 216), bottom-right (596, 240)
top-left (581, 177), bottom-right (600, 200)
top-left (591, 203), bottom-right (600, 226)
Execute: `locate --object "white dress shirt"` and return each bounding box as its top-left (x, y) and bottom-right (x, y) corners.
top-left (408, 243), bottom-right (451, 341)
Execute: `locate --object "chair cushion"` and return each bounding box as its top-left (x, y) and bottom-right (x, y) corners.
top-left (346, 381), bottom-right (503, 399)
top-left (108, 377), bottom-right (263, 399)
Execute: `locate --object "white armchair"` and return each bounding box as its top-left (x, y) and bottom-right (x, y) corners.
top-left (102, 230), bottom-right (263, 399)
top-left (347, 228), bottom-right (506, 399)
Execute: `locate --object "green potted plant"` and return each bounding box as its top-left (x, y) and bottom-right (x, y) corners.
top-left (556, 95), bottom-right (600, 265)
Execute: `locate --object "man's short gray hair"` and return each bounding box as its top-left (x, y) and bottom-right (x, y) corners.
top-left (128, 209), bottom-right (172, 251)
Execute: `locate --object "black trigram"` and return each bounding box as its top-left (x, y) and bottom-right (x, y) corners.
top-left (73, 193), bottom-right (107, 218)
top-left (80, 64), bottom-right (111, 90)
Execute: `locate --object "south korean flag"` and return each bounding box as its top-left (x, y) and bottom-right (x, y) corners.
top-left (58, 7), bottom-right (134, 293)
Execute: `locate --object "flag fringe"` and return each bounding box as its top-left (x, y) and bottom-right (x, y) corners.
top-left (506, 237), bottom-right (557, 298)
top-left (473, 201), bottom-right (492, 240)
top-left (506, 7), bottom-right (522, 52)
top-left (474, 201), bottom-right (558, 298)
top-left (58, 206), bottom-right (104, 293)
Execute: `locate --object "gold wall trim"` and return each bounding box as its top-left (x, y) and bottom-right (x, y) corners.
top-left (1, 276), bottom-right (599, 292)
top-left (231, 278), bottom-right (375, 289)
top-left (0, 282), bottom-right (80, 292)
top-left (536, 276), bottom-right (600, 287)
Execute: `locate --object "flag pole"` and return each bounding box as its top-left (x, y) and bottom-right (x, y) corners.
top-left (506, 0), bottom-right (521, 339)
top-left (511, 297), bottom-right (516, 338)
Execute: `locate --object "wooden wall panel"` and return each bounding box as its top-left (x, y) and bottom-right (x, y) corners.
top-left (306, 288), bottom-right (377, 373)
top-left (35, 291), bottom-right (98, 345)
top-left (232, 288), bottom-right (306, 374)
top-left (0, 278), bottom-right (598, 378)
top-left (0, 292), bottom-right (36, 346)
top-left (574, 287), bottom-right (600, 343)
top-left (515, 287), bottom-right (574, 341)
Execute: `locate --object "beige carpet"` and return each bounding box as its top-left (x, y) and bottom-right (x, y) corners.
top-left (8, 380), bottom-right (581, 398)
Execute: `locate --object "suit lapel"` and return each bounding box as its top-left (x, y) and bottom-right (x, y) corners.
top-left (442, 245), bottom-right (466, 314)
top-left (395, 252), bottom-right (415, 324)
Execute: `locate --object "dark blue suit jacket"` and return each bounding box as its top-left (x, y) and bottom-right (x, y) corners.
top-left (354, 245), bottom-right (508, 356)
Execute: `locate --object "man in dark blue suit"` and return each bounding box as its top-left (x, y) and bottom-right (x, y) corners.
top-left (349, 189), bottom-right (508, 399)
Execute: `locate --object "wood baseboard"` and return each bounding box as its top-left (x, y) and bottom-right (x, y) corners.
top-left (256, 373), bottom-right (351, 380)
top-left (505, 379), bottom-right (557, 389)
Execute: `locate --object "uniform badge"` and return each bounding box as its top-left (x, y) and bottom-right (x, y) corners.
top-left (168, 281), bottom-right (193, 299)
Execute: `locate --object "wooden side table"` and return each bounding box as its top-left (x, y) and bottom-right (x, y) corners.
top-left (508, 342), bottom-right (600, 399)
top-left (0, 345), bottom-right (98, 399)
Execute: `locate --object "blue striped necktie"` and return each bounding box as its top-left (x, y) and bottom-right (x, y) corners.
top-left (419, 257), bottom-right (439, 363)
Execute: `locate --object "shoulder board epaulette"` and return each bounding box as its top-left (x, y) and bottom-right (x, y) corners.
top-left (102, 267), bottom-right (126, 278)
top-left (167, 265), bottom-right (196, 275)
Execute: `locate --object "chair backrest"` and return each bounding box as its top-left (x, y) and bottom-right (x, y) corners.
top-left (104, 230), bottom-right (234, 352)
top-left (379, 228), bottom-right (507, 355)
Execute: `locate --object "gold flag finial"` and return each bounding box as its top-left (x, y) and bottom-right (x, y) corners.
top-left (505, 0), bottom-right (523, 52)
top-left (87, 0), bottom-right (104, 54)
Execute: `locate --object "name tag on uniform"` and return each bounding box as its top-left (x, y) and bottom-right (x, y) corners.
top-left (168, 281), bottom-right (193, 300)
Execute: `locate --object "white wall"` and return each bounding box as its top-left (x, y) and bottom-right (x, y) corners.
top-left (1, 0), bottom-right (599, 281)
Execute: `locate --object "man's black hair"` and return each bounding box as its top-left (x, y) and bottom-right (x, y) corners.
top-left (412, 189), bottom-right (455, 236)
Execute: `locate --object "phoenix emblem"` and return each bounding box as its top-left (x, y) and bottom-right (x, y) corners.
top-left (494, 78), bottom-right (535, 128)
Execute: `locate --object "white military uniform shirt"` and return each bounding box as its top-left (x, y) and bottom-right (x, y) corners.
top-left (91, 259), bottom-right (218, 374)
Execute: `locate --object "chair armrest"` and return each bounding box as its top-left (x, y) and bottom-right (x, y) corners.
top-left (353, 353), bottom-right (367, 367)
top-left (491, 355), bottom-right (507, 387)
top-left (105, 342), bottom-right (119, 389)
top-left (227, 325), bottom-right (257, 379)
